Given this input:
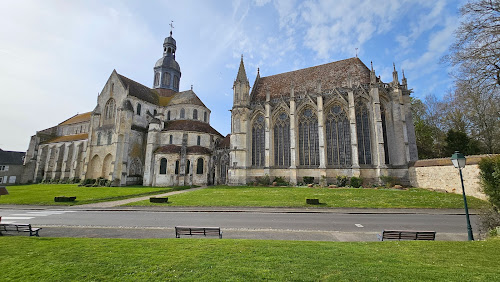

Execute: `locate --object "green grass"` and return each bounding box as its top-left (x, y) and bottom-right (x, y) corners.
top-left (0, 184), bottom-right (189, 206)
top-left (0, 237), bottom-right (498, 281)
top-left (125, 186), bottom-right (488, 209)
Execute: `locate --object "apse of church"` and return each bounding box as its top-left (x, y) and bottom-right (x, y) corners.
top-left (228, 57), bottom-right (418, 186)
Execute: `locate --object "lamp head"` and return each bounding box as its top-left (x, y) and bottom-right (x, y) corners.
top-left (451, 151), bottom-right (466, 168)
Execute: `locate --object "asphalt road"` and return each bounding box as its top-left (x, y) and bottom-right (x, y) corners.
top-left (0, 208), bottom-right (479, 241)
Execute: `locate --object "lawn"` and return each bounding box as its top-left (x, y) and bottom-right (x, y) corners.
top-left (124, 186), bottom-right (488, 209)
top-left (0, 237), bottom-right (498, 281)
top-left (0, 184), bottom-right (185, 206)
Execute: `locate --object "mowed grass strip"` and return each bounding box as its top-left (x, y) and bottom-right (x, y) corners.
top-left (1, 237), bottom-right (498, 281)
top-left (0, 184), bottom-right (178, 206)
top-left (125, 186), bottom-right (488, 209)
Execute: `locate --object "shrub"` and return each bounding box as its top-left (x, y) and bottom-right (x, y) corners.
top-left (336, 175), bottom-right (348, 187)
top-left (255, 174), bottom-right (271, 186)
top-left (273, 177), bottom-right (288, 186)
top-left (380, 175), bottom-right (398, 187)
top-left (478, 155), bottom-right (500, 210)
top-left (350, 176), bottom-right (363, 188)
top-left (303, 176), bottom-right (314, 184)
top-left (478, 207), bottom-right (500, 238)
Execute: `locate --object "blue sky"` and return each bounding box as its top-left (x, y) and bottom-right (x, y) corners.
top-left (0, 0), bottom-right (465, 151)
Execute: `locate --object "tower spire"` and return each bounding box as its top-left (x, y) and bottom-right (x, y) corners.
top-left (236, 54), bottom-right (248, 83)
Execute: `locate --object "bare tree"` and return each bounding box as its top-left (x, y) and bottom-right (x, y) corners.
top-left (446, 0), bottom-right (500, 91)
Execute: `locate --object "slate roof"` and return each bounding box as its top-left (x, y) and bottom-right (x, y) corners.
top-left (168, 90), bottom-right (207, 108)
top-left (0, 149), bottom-right (25, 165)
top-left (155, 145), bottom-right (181, 154)
top-left (43, 133), bottom-right (88, 144)
top-left (117, 74), bottom-right (160, 105)
top-left (250, 57), bottom-right (371, 101)
top-left (59, 112), bottom-right (92, 125)
top-left (187, 146), bottom-right (212, 155)
top-left (163, 120), bottom-right (222, 137)
top-left (217, 134), bottom-right (230, 149)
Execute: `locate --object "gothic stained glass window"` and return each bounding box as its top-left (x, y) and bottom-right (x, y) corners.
top-left (356, 101), bottom-right (372, 165)
top-left (159, 158), bottom-right (167, 174)
top-left (325, 105), bottom-right (351, 167)
top-left (380, 104), bottom-right (390, 164)
top-left (298, 108), bottom-right (319, 166)
top-left (273, 112), bottom-right (291, 167)
top-left (251, 115), bottom-right (265, 167)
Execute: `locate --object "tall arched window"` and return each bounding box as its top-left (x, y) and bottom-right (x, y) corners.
top-left (186, 160), bottom-right (190, 174)
top-left (274, 111), bottom-right (290, 167)
top-left (197, 135), bottom-right (201, 146)
top-left (180, 108), bottom-right (185, 119)
top-left (154, 109), bottom-right (157, 116)
top-left (173, 75), bottom-right (179, 89)
top-left (252, 115), bottom-right (265, 167)
top-left (167, 111), bottom-right (171, 120)
top-left (204, 112), bottom-right (207, 122)
top-left (196, 158), bottom-right (204, 174)
top-left (169, 135), bottom-right (173, 144)
top-left (97, 132), bottom-right (102, 146)
top-left (380, 103), bottom-right (390, 164)
top-left (298, 108), bottom-right (319, 166)
top-left (326, 105), bottom-right (351, 167)
top-left (154, 72), bottom-right (160, 86)
top-left (160, 158), bottom-right (167, 174)
top-left (175, 160), bottom-right (179, 174)
top-left (107, 131), bottom-right (112, 145)
top-left (193, 109), bottom-right (198, 120)
top-left (136, 103), bottom-right (141, 116)
top-left (104, 99), bottom-right (116, 120)
top-left (356, 101), bottom-right (372, 165)
top-left (163, 72), bottom-right (171, 86)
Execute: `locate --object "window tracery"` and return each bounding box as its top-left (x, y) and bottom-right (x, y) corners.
top-left (273, 111), bottom-right (290, 167)
top-left (325, 105), bottom-right (351, 167)
top-left (251, 115), bottom-right (265, 167)
top-left (104, 99), bottom-right (116, 120)
top-left (356, 101), bottom-right (372, 165)
top-left (298, 108), bottom-right (319, 166)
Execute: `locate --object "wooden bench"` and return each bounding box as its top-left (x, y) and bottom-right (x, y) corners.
top-left (378, 230), bottom-right (436, 241)
top-left (0, 223), bottom-right (42, 237)
top-left (175, 226), bottom-right (222, 239)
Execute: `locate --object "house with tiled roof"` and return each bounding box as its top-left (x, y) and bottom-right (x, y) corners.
top-left (22, 31), bottom-right (228, 186)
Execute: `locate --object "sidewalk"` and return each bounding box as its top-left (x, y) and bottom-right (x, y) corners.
top-left (70, 186), bottom-right (207, 208)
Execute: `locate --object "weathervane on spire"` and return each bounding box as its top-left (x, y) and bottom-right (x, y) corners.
top-left (169, 20), bottom-right (174, 36)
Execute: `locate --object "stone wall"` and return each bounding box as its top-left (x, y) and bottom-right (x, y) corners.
top-left (408, 155), bottom-right (499, 201)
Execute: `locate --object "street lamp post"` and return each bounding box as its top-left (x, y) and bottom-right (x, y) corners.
top-left (450, 151), bottom-right (474, 241)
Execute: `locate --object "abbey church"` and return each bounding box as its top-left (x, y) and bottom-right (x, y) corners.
top-left (21, 32), bottom-right (418, 186)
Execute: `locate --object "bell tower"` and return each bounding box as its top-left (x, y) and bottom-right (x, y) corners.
top-left (154, 24), bottom-right (181, 92)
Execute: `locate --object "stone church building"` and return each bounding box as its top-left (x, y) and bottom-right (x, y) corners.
top-left (21, 33), bottom-right (417, 186)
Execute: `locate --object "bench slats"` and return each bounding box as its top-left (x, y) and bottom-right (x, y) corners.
top-left (0, 224), bottom-right (42, 237)
top-left (378, 230), bottom-right (435, 241)
top-left (175, 226), bottom-right (222, 239)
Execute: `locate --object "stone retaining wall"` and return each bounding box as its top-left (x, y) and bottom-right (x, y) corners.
top-left (408, 155), bottom-right (499, 201)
